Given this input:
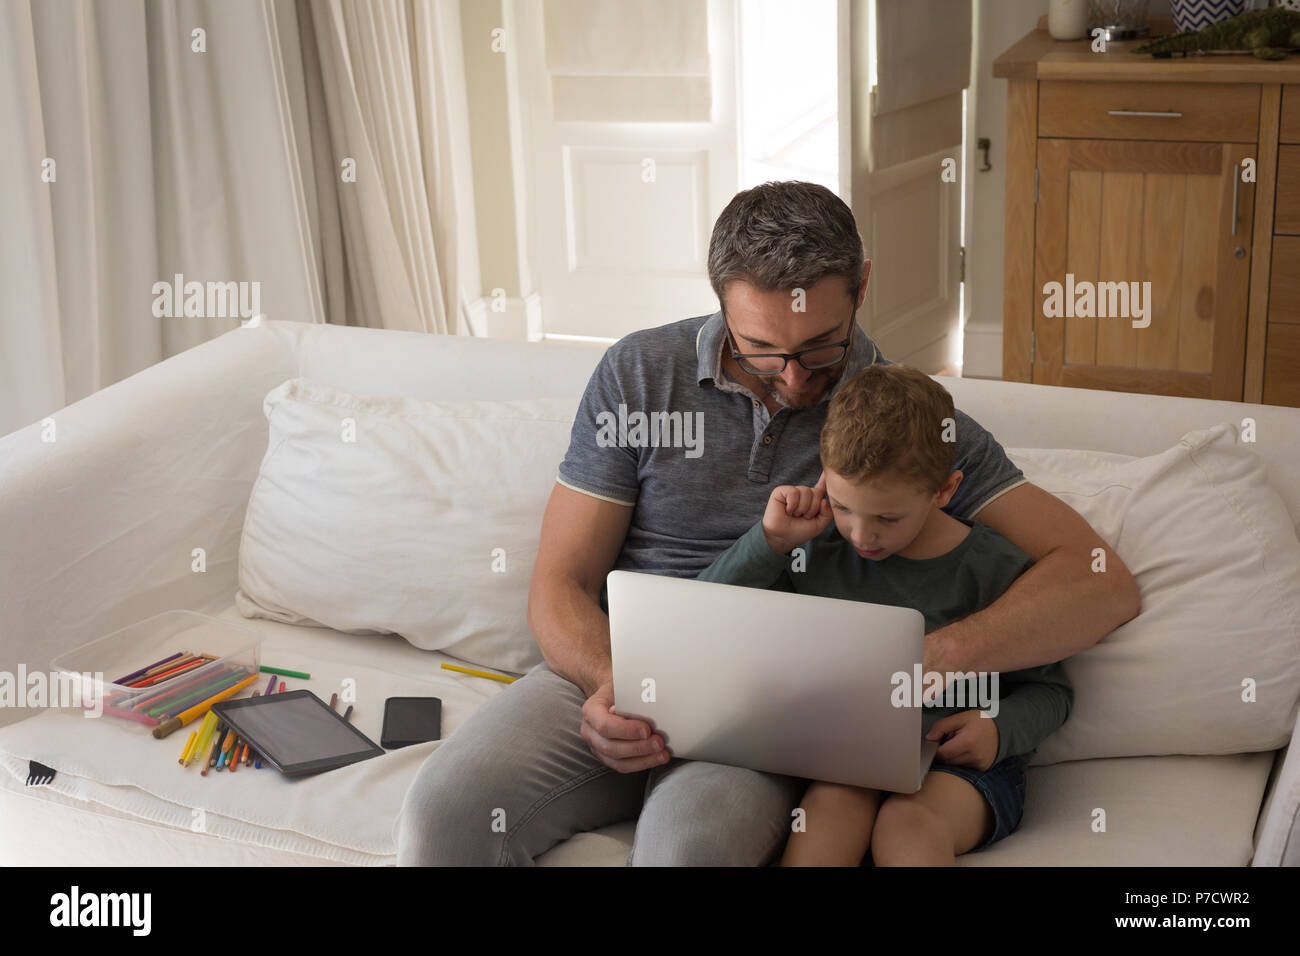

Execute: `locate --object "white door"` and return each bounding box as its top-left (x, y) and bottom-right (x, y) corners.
top-left (849, 0), bottom-right (969, 374)
top-left (512, 0), bottom-right (739, 341)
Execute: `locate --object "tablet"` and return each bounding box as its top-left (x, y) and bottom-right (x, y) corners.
top-left (212, 690), bottom-right (384, 777)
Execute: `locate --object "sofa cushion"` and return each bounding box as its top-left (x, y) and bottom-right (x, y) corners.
top-left (0, 603), bottom-right (519, 865)
top-left (1005, 423), bottom-right (1300, 764)
top-left (959, 752), bottom-right (1275, 866)
top-left (235, 378), bottom-right (579, 672)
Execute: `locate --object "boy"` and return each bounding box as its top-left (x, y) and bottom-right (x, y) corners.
top-left (697, 364), bottom-right (1072, 865)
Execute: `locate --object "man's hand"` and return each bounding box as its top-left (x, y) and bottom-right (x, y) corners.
top-left (581, 677), bottom-right (672, 773)
top-left (926, 710), bottom-right (999, 772)
top-left (762, 480), bottom-right (833, 555)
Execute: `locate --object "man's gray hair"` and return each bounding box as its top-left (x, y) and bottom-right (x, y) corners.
top-left (707, 181), bottom-right (865, 311)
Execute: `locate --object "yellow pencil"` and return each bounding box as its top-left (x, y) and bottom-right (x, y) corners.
top-left (186, 712), bottom-right (218, 768)
top-left (152, 673), bottom-right (259, 739)
top-left (440, 662), bottom-right (517, 684)
top-left (178, 730), bottom-right (198, 765)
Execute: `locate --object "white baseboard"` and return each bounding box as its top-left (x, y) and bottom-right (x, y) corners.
top-left (961, 324), bottom-right (1004, 380)
top-left (466, 292), bottom-right (543, 341)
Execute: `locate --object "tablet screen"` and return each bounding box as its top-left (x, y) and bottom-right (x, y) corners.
top-left (214, 692), bottom-right (382, 774)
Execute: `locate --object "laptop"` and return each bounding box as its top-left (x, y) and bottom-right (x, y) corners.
top-left (607, 569), bottom-right (939, 793)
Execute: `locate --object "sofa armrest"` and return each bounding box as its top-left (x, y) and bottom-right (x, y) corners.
top-left (0, 323), bottom-right (301, 703)
top-left (1254, 716), bottom-right (1300, 865)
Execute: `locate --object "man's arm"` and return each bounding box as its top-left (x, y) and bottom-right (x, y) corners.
top-left (526, 482), bottom-right (631, 698)
top-left (927, 482), bottom-right (1141, 676)
top-left (527, 482), bottom-right (670, 773)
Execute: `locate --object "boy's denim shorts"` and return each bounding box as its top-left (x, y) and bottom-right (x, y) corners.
top-left (929, 751), bottom-right (1030, 851)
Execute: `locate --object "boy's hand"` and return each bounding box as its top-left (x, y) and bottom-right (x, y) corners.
top-left (926, 710), bottom-right (999, 772)
top-left (762, 481), bottom-right (833, 555)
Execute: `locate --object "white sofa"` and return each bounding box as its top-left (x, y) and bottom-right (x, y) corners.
top-left (1, 319), bottom-right (1298, 866)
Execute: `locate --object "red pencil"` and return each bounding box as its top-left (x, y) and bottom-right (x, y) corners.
top-left (129, 658), bottom-right (205, 687)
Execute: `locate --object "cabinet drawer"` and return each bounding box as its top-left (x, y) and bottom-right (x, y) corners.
top-left (1270, 237), bottom-right (1300, 319)
top-left (1283, 85), bottom-right (1300, 144)
top-left (1265, 239), bottom-right (1300, 406)
top-left (1039, 81), bottom-right (1260, 142)
top-left (1277, 149), bottom-right (1300, 235)
top-left (1262, 323), bottom-right (1300, 407)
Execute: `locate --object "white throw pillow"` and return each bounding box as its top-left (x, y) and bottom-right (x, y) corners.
top-left (235, 379), bottom-right (580, 673)
top-left (1004, 424), bottom-right (1300, 765)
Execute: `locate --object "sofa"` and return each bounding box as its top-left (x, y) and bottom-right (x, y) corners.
top-left (1, 319), bottom-right (1297, 866)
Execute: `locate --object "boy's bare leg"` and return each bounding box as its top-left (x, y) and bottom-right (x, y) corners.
top-left (870, 771), bottom-right (995, 866)
top-left (780, 781), bottom-right (884, 866)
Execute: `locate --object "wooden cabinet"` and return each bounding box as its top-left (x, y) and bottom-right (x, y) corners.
top-left (1035, 138), bottom-right (1253, 399)
top-left (994, 18), bottom-right (1300, 407)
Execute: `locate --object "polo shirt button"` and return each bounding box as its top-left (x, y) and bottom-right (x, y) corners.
top-left (763, 435), bottom-right (772, 445)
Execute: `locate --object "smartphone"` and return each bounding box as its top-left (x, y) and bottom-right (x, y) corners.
top-left (381, 697), bottom-right (442, 749)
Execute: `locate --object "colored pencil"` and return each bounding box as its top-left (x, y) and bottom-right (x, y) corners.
top-left (112, 651), bottom-right (185, 685)
top-left (244, 690), bottom-right (261, 766)
top-left (189, 712), bottom-right (214, 750)
top-left (440, 662), bottom-right (517, 683)
top-left (260, 666), bottom-right (310, 680)
top-left (219, 731), bottom-right (238, 771)
top-left (145, 670), bottom-right (250, 718)
top-left (138, 653), bottom-right (198, 677)
top-left (187, 713), bottom-right (219, 768)
top-left (132, 653), bottom-right (201, 679)
top-left (150, 673), bottom-right (259, 739)
top-left (102, 704), bottom-right (161, 726)
top-left (202, 724), bottom-right (228, 775)
top-left (130, 657), bottom-right (205, 688)
top-left (118, 663), bottom-right (237, 709)
top-left (122, 664), bottom-right (242, 712)
top-left (178, 730), bottom-right (198, 765)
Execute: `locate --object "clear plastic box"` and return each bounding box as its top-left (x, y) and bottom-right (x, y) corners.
top-left (51, 611), bottom-right (263, 731)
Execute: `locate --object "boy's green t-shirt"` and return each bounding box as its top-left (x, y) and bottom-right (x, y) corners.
top-left (696, 517), bottom-right (1073, 767)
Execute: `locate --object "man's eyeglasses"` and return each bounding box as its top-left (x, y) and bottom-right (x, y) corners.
top-left (724, 312), bottom-right (855, 376)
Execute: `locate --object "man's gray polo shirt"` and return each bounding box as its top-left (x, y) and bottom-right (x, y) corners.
top-left (556, 311), bottom-right (1027, 598)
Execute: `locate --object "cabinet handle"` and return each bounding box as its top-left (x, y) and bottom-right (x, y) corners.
top-left (1106, 109), bottom-right (1183, 118)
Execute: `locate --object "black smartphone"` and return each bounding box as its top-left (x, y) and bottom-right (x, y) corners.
top-left (381, 696), bottom-right (442, 749)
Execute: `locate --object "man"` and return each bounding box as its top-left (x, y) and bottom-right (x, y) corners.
top-left (396, 181), bottom-right (1140, 865)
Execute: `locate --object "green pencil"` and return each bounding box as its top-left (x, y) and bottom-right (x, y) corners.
top-left (259, 665), bottom-right (311, 680)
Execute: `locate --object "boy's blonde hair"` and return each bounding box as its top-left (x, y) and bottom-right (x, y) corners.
top-left (819, 364), bottom-right (957, 497)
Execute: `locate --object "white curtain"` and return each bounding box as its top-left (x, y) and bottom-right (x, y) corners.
top-left (0, 0), bottom-right (481, 437)
top-left (297, 0), bottom-right (479, 334)
top-left (0, 0), bottom-right (328, 436)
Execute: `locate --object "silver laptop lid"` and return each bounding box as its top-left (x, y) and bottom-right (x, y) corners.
top-left (608, 570), bottom-right (937, 793)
